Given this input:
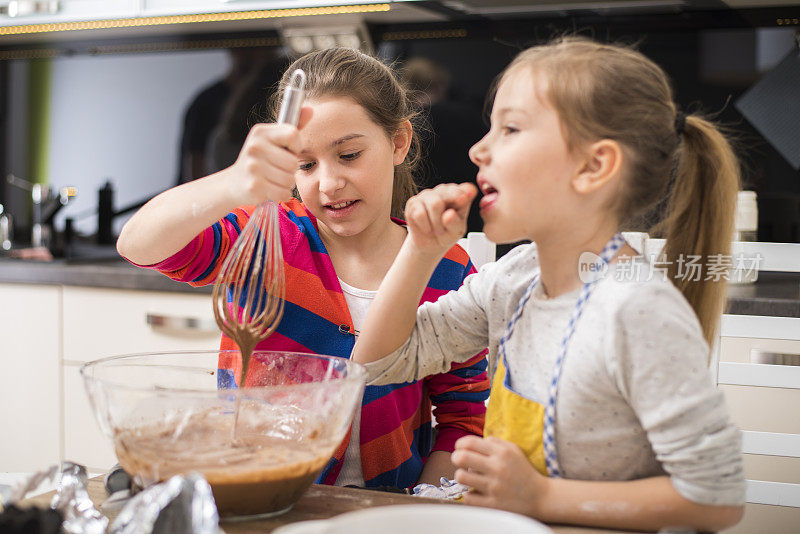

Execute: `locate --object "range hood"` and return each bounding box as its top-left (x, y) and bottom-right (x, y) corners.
top-left (0, 0), bottom-right (796, 46)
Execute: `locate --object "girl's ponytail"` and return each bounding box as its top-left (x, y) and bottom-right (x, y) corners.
top-left (659, 115), bottom-right (740, 345)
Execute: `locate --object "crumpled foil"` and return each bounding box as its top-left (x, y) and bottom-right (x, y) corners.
top-left (412, 477), bottom-right (469, 500)
top-left (110, 472), bottom-right (220, 534)
top-left (53, 463), bottom-right (109, 534)
top-left (5, 465), bottom-right (59, 504)
top-left (4, 462), bottom-right (108, 534)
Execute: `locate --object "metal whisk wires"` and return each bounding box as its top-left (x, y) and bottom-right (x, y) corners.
top-left (211, 69), bottom-right (306, 387)
top-left (211, 201), bottom-right (285, 369)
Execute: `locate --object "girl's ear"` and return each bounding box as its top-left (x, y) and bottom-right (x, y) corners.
top-left (392, 120), bottom-right (413, 166)
top-left (572, 139), bottom-right (623, 194)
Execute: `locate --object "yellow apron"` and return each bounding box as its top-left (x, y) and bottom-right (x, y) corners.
top-left (484, 357), bottom-right (548, 476)
top-left (484, 233), bottom-right (626, 478)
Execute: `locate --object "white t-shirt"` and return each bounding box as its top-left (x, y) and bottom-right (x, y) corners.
top-left (365, 243), bottom-right (745, 506)
top-left (334, 278), bottom-right (377, 487)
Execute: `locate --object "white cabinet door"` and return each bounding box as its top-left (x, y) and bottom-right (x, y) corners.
top-left (0, 1), bottom-right (138, 25)
top-left (62, 286), bottom-right (220, 363)
top-left (61, 286), bottom-right (220, 471)
top-left (0, 283), bottom-right (61, 472)
top-left (718, 334), bottom-right (800, 533)
top-left (143, 0), bottom-right (227, 15)
top-left (55, 0), bottom-right (138, 19)
top-left (63, 363), bottom-right (117, 472)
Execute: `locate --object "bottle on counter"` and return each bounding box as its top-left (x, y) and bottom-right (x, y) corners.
top-left (730, 190), bottom-right (759, 284)
top-left (0, 204), bottom-right (12, 251)
top-left (735, 190), bottom-right (758, 242)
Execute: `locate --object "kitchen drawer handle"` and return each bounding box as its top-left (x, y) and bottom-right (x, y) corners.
top-left (751, 350), bottom-right (800, 367)
top-left (146, 313), bottom-right (219, 334)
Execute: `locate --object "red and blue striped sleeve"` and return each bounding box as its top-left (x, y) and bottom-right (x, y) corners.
top-left (423, 245), bottom-right (489, 453)
top-left (130, 206), bottom-right (254, 286)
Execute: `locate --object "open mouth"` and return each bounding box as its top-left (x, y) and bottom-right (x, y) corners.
top-left (478, 182), bottom-right (498, 211)
top-left (323, 199), bottom-right (359, 214)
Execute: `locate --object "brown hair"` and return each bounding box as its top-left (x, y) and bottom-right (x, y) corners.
top-left (269, 47), bottom-right (419, 218)
top-left (504, 37), bottom-right (739, 345)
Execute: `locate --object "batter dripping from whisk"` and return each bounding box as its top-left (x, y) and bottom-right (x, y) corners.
top-left (211, 70), bottom-right (306, 388)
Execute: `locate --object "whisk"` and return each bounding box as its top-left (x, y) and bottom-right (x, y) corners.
top-left (212, 69), bottom-right (306, 389)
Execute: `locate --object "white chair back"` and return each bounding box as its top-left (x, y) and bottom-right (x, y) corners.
top-left (458, 232), bottom-right (496, 270)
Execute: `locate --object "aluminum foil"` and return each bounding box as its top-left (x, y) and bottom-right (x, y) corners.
top-left (3, 462), bottom-right (108, 534)
top-left (5, 465), bottom-right (59, 504)
top-left (110, 472), bottom-right (220, 534)
top-left (412, 477), bottom-right (469, 500)
top-left (52, 462), bottom-right (108, 534)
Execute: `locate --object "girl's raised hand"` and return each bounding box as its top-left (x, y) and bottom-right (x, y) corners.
top-left (225, 108), bottom-right (312, 206)
top-left (404, 182), bottom-right (478, 256)
top-left (452, 435), bottom-right (548, 517)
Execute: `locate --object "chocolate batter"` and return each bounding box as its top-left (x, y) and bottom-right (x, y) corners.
top-left (114, 407), bottom-right (334, 517)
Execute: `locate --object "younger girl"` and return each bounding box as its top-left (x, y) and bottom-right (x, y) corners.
top-left (117, 48), bottom-right (489, 489)
top-left (353, 37), bottom-right (745, 531)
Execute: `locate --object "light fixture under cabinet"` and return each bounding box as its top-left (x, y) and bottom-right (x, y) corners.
top-left (281, 24), bottom-right (373, 54)
top-left (0, 0), bottom-right (58, 17)
top-left (0, 3), bottom-right (390, 37)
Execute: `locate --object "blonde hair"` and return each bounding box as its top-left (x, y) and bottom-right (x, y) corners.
top-left (269, 47), bottom-right (419, 218)
top-left (504, 37), bottom-right (739, 345)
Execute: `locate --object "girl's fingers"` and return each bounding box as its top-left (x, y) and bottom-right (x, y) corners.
top-left (406, 198), bottom-right (434, 236)
top-left (436, 182), bottom-right (476, 208)
top-left (264, 147), bottom-right (300, 176)
top-left (438, 183), bottom-right (477, 231)
top-left (451, 449), bottom-right (493, 473)
top-left (455, 435), bottom-right (497, 455)
top-left (461, 491), bottom-right (496, 509)
top-left (250, 123), bottom-right (303, 156)
top-left (419, 194), bottom-right (447, 235)
top-left (243, 141), bottom-right (297, 176)
top-left (454, 467), bottom-right (488, 492)
top-left (441, 208), bottom-right (461, 231)
top-left (455, 183), bottom-right (478, 215)
top-left (405, 182), bottom-right (477, 244)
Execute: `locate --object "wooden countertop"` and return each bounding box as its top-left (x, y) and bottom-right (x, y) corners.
top-left (19, 477), bottom-right (635, 534)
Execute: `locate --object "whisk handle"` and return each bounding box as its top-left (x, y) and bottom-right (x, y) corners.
top-left (278, 69), bottom-right (306, 127)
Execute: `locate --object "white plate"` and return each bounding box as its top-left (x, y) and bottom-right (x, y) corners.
top-left (272, 504), bottom-right (553, 534)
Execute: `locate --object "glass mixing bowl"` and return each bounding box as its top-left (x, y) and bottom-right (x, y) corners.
top-left (81, 350), bottom-right (366, 519)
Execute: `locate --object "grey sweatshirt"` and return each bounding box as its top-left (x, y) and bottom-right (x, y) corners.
top-left (365, 243), bottom-right (745, 506)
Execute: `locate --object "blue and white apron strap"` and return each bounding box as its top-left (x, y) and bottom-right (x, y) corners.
top-left (499, 233), bottom-right (626, 478)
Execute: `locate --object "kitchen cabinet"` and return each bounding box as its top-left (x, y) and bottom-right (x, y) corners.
top-left (0, 281), bottom-right (220, 473)
top-left (61, 285), bottom-right (220, 472)
top-left (0, 0), bottom-right (385, 27)
top-left (0, 283), bottom-right (61, 473)
top-left (51, 0), bottom-right (139, 20)
top-left (61, 286), bottom-right (220, 363)
top-left (142, 0), bottom-right (229, 15)
top-left (0, 0), bottom-right (137, 23)
top-left (718, 326), bottom-right (800, 533)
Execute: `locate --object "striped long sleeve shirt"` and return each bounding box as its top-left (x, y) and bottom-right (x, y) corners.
top-left (137, 199), bottom-right (489, 488)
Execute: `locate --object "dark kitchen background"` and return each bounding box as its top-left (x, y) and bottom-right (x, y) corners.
top-left (1, 0), bottom-right (799, 256)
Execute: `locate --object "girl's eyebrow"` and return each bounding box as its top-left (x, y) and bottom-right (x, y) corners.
top-left (495, 106), bottom-right (528, 117)
top-left (331, 133), bottom-right (365, 147)
top-left (299, 134), bottom-right (365, 156)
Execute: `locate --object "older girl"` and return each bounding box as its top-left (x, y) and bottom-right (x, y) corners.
top-left (117, 48), bottom-right (489, 489)
top-left (353, 37), bottom-right (745, 531)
